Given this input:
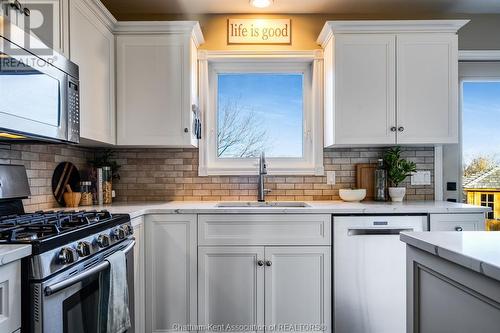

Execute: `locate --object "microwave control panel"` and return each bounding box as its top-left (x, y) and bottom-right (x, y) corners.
top-left (68, 80), bottom-right (80, 143)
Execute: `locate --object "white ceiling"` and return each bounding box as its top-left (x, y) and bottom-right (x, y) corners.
top-left (101, 0), bottom-right (500, 16)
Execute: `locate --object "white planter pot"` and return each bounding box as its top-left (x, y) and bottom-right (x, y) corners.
top-left (388, 187), bottom-right (406, 202)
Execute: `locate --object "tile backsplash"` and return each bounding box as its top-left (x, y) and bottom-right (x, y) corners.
top-left (111, 146), bottom-right (434, 203)
top-left (0, 143), bottom-right (93, 212)
top-left (1, 144), bottom-right (434, 211)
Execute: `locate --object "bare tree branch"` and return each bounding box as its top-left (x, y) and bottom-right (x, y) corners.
top-left (217, 98), bottom-right (269, 158)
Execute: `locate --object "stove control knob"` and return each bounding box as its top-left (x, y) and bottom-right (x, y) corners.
top-left (97, 234), bottom-right (110, 248)
top-left (58, 247), bottom-right (78, 264)
top-left (112, 227), bottom-right (126, 240)
top-left (125, 225), bottom-right (133, 236)
top-left (77, 241), bottom-right (92, 257)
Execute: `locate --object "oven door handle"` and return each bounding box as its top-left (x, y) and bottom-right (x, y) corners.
top-left (44, 239), bottom-right (135, 296)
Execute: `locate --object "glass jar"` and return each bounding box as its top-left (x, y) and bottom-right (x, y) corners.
top-left (374, 159), bottom-right (387, 201)
top-left (102, 166), bottom-right (113, 204)
top-left (80, 181), bottom-right (93, 206)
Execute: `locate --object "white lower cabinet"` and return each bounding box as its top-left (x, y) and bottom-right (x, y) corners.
top-left (145, 214), bottom-right (197, 333)
top-left (198, 246), bottom-right (265, 331)
top-left (0, 261), bottom-right (21, 333)
top-left (198, 246), bottom-right (331, 332)
top-left (264, 247), bottom-right (331, 330)
top-left (132, 216), bottom-right (145, 333)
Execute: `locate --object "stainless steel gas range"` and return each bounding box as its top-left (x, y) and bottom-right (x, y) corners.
top-left (0, 164), bottom-right (135, 333)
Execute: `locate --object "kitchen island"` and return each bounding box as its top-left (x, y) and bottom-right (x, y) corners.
top-left (401, 231), bottom-right (500, 333)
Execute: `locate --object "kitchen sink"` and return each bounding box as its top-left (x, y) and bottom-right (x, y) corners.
top-left (216, 201), bottom-right (310, 208)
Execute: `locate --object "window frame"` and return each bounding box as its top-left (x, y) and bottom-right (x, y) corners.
top-left (458, 62), bottom-right (500, 202)
top-left (198, 51), bottom-right (324, 176)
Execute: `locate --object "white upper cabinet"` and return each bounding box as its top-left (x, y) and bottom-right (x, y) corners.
top-left (330, 34), bottom-right (396, 145)
top-left (69, 0), bottom-right (116, 144)
top-left (318, 20), bottom-right (468, 147)
top-left (116, 22), bottom-right (204, 147)
top-left (2, 0), bottom-right (69, 55)
top-left (397, 34), bottom-right (458, 144)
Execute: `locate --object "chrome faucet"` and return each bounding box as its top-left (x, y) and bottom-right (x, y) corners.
top-left (258, 152), bottom-right (271, 202)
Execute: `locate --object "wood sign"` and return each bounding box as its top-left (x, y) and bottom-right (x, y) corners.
top-left (227, 19), bottom-right (291, 45)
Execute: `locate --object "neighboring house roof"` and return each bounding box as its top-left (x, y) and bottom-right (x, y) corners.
top-left (463, 166), bottom-right (500, 190)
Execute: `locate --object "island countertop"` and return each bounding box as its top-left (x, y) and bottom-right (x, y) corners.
top-left (401, 231), bottom-right (500, 282)
top-left (61, 200), bottom-right (490, 219)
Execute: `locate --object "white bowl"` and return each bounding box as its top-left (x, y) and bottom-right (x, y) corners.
top-left (339, 189), bottom-right (367, 202)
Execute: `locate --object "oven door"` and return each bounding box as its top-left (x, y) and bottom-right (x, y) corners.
top-left (0, 37), bottom-right (69, 142)
top-left (33, 239), bottom-right (135, 333)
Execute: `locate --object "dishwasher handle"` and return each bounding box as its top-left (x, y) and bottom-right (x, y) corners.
top-left (348, 228), bottom-right (414, 236)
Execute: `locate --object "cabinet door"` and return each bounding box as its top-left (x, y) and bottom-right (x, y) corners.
top-left (397, 34), bottom-right (458, 144)
top-left (430, 213), bottom-right (485, 231)
top-left (69, 0), bottom-right (115, 144)
top-left (132, 217), bottom-right (145, 333)
top-left (264, 247), bottom-right (331, 332)
top-left (146, 215), bottom-right (197, 333)
top-left (117, 34), bottom-right (194, 147)
top-left (333, 34), bottom-right (396, 145)
top-left (22, 0), bottom-right (68, 55)
top-left (198, 246), bottom-right (265, 332)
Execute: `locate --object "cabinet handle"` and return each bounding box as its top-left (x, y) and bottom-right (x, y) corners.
top-left (455, 226), bottom-right (463, 232)
top-left (23, 7), bottom-right (30, 16)
top-left (11, 0), bottom-right (22, 11)
top-left (257, 260), bottom-right (264, 267)
top-left (265, 260), bottom-right (272, 267)
top-left (398, 126), bottom-right (405, 132)
top-left (390, 126), bottom-right (397, 132)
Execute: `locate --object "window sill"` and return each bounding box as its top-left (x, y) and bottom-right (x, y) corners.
top-left (200, 166), bottom-right (325, 176)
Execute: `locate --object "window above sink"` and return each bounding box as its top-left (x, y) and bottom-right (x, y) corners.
top-left (198, 51), bottom-right (324, 176)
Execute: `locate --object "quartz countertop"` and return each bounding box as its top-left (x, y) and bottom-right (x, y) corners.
top-left (401, 231), bottom-right (500, 281)
top-left (0, 244), bottom-right (31, 266)
top-left (66, 201), bottom-right (489, 219)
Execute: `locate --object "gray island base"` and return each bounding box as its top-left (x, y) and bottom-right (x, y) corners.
top-left (401, 231), bottom-right (500, 333)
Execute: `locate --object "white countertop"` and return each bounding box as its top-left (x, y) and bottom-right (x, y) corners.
top-left (401, 231), bottom-right (500, 281)
top-left (0, 244), bottom-right (31, 266)
top-left (72, 200), bottom-right (489, 219)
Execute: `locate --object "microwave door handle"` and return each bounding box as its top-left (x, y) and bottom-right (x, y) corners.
top-left (44, 239), bottom-right (135, 296)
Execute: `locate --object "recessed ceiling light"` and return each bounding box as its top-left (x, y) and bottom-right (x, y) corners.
top-left (250, 0), bottom-right (273, 9)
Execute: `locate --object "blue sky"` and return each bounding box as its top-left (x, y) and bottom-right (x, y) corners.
top-left (218, 73), bottom-right (303, 158)
top-left (462, 82), bottom-right (500, 165)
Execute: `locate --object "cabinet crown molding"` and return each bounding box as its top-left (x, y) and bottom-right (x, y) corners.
top-left (114, 21), bottom-right (205, 45)
top-left (317, 20), bottom-right (470, 46)
top-left (78, 0), bottom-right (117, 31)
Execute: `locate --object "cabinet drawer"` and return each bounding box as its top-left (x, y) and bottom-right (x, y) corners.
top-left (430, 213), bottom-right (485, 231)
top-left (198, 214), bottom-right (331, 246)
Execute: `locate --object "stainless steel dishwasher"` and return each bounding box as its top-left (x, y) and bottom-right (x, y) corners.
top-left (333, 215), bottom-right (428, 333)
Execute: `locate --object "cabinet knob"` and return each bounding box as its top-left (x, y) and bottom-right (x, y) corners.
top-left (455, 226), bottom-right (463, 232)
top-left (23, 7), bottom-right (30, 16)
top-left (398, 126), bottom-right (405, 132)
top-left (265, 260), bottom-right (272, 267)
top-left (390, 126), bottom-right (397, 132)
top-left (257, 260), bottom-right (264, 267)
top-left (184, 128), bottom-right (189, 133)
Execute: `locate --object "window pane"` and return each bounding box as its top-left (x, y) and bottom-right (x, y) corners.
top-left (463, 82), bottom-right (500, 220)
top-left (217, 73), bottom-right (303, 158)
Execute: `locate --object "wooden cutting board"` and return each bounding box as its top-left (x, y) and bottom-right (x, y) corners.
top-left (356, 163), bottom-right (377, 201)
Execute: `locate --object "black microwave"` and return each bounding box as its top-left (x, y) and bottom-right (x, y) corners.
top-left (0, 17), bottom-right (80, 143)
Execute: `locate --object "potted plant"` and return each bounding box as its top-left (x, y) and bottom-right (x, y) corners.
top-left (383, 147), bottom-right (417, 202)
